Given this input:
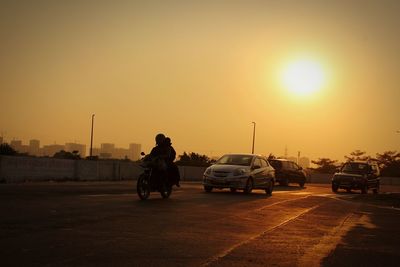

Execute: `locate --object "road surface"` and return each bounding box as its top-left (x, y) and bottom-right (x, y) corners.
top-left (1, 182), bottom-right (400, 266)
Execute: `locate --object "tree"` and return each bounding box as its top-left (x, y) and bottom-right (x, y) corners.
top-left (311, 158), bottom-right (338, 174)
top-left (0, 143), bottom-right (17, 155)
top-left (53, 150), bottom-right (81, 160)
top-left (176, 152), bottom-right (214, 166)
top-left (376, 151), bottom-right (400, 177)
top-left (344, 150), bottom-right (370, 162)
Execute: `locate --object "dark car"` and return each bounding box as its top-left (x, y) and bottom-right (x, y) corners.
top-left (268, 159), bottom-right (307, 187)
top-left (332, 161), bottom-right (380, 194)
top-left (203, 154), bottom-right (275, 195)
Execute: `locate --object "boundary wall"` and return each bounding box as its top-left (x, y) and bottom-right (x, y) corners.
top-left (0, 156), bottom-right (207, 183)
top-left (0, 156), bottom-right (398, 185)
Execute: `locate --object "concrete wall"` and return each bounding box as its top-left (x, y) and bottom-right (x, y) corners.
top-left (0, 156), bottom-right (206, 183)
top-left (1, 156), bottom-right (399, 185)
top-left (0, 156), bottom-right (142, 183)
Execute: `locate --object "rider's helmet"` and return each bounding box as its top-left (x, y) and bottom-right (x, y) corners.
top-left (155, 133), bottom-right (166, 145)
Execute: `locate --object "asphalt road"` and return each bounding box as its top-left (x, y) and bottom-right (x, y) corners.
top-left (1, 182), bottom-right (400, 267)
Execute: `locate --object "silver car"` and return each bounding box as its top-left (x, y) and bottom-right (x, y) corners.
top-left (203, 154), bottom-right (275, 195)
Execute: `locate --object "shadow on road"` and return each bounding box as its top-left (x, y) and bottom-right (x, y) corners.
top-left (273, 185), bottom-right (306, 192)
top-left (321, 203), bottom-right (400, 267)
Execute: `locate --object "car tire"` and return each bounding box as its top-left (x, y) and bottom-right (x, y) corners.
top-left (332, 183), bottom-right (339, 193)
top-left (361, 184), bottom-right (368, 194)
top-left (204, 185), bottom-right (213, 193)
top-left (299, 181), bottom-right (305, 188)
top-left (373, 183), bottom-right (379, 194)
top-left (243, 178), bottom-right (253, 194)
top-left (346, 188), bottom-right (351, 193)
top-left (230, 188), bottom-right (237, 193)
top-left (265, 181), bottom-right (274, 196)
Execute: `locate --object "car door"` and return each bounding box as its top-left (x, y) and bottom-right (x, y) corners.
top-left (261, 158), bottom-right (274, 185)
top-left (291, 162), bottom-right (303, 182)
top-left (368, 164), bottom-right (380, 187)
top-left (252, 157), bottom-right (265, 187)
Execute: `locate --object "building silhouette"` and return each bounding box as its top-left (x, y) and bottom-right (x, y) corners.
top-left (29, 139), bottom-right (40, 156)
top-left (129, 143), bottom-right (141, 161)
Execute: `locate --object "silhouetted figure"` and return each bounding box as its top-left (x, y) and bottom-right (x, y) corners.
top-left (165, 137), bottom-right (180, 187)
top-left (148, 133), bottom-right (170, 185)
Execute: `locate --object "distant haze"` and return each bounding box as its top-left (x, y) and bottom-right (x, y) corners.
top-left (1, 0), bottom-right (399, 160)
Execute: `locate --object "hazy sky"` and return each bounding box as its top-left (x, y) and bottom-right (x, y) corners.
top-left (1, 0), bottom-right (399, 161)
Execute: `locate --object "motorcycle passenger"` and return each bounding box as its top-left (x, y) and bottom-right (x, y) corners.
top-left (148, 133), bottom-right (170, 185)
top-left (164, 137), bottom-right (180, 187)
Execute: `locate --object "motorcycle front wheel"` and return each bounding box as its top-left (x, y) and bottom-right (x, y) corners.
top-left (160, 183), bottom-right (172, 199)
top-left (137, 174), bottom-right (151, 200)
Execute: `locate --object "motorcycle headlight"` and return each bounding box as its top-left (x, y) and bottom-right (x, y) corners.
top-left (233, 168), bottom-right (246, 176)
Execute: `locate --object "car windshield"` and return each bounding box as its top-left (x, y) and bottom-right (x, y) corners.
top-left (216, 155), bottom-right (253, 166)
top-left (341, 162), bottom-right (370, 174)
top-left (269, 160), bottom-right (282, 169)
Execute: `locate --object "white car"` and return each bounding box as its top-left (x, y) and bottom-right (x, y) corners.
top-left (203, 154), bottom-right (275, 195)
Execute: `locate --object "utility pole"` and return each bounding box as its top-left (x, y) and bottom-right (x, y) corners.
top-left (90, 114), bottom-right (95, 158)
top-left (251, 122), bottom-right (256, 154)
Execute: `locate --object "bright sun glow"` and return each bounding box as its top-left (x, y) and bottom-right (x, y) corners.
top-left (282, 60), bottom-right (325, 96)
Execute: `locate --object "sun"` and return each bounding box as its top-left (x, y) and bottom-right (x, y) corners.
top-left (281, 60), bottom-right (325, 96)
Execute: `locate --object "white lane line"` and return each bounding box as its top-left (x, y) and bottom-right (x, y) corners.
top-left (201, 204), bottom-right (321, 267)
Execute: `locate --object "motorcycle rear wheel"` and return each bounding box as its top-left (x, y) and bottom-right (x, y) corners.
top-left (137, 174), bottom-right (151, 200)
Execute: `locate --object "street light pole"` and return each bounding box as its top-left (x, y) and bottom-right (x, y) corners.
top-left (90, 114), bottom-right (95, 158)
top-left (251, 122), bottom-right (256, 154)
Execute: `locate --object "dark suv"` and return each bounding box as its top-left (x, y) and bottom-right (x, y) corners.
top-left (332, 161), bottom-right (380, 194)
top-left (268, 159), bottom-right (307, 187)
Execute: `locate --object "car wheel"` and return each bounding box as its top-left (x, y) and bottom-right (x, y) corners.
top-left (230, 188), bottom-right (237, 193)
top-left (361, 184), bottom-right (368, 194)
top-left (265, 181), bottom-right (274, 196)
top-left (299, 181), bottom-right (305, 188)
top-left (244, 178), bottom-right (253, 194)
top-left (373, 183), bottom-right (379, 194)
top-left (332, 183), bottom-right (339, 193)
top-left (204, 185), bottom-right (213, 193)
top-left (346, 188), bottom-right (351, 193)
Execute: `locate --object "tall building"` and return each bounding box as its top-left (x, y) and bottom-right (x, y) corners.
top-left (65, 143), bottom-right (86, 157)
top-left (129, 143), bottom-right (141, 161)
top-left (29, 139), bottom-right (40, 156)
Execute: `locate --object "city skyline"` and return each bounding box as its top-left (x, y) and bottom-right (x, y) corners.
top-left (1, 1), bottom-right (400, 161)
top-left (2, 137), bottom-right (141, 161)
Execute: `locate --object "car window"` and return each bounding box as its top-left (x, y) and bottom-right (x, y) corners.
top-left (260, 158), bottom-right (268, 167)
top-left (282, 161), bottom-right (290, 169)
top-left (253, 158), bottom-right (262, 168)
top-left (269, 160), bottom-right (281, 169)
top-left (341, 162), bottom-right (369, 174)
top-left (216, 155), bottom-right (253, 166)
top-left (292, 162), bottom-right (300, 170)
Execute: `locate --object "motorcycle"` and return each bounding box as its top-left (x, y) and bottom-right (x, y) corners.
top-left (137, 153), bottom-right (173, 200)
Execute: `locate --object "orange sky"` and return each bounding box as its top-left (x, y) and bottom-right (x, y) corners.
top-left (1, 0), bottom-right (399, 161)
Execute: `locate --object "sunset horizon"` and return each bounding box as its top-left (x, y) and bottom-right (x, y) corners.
top-left (1, 0), bottom-right (399, 162)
